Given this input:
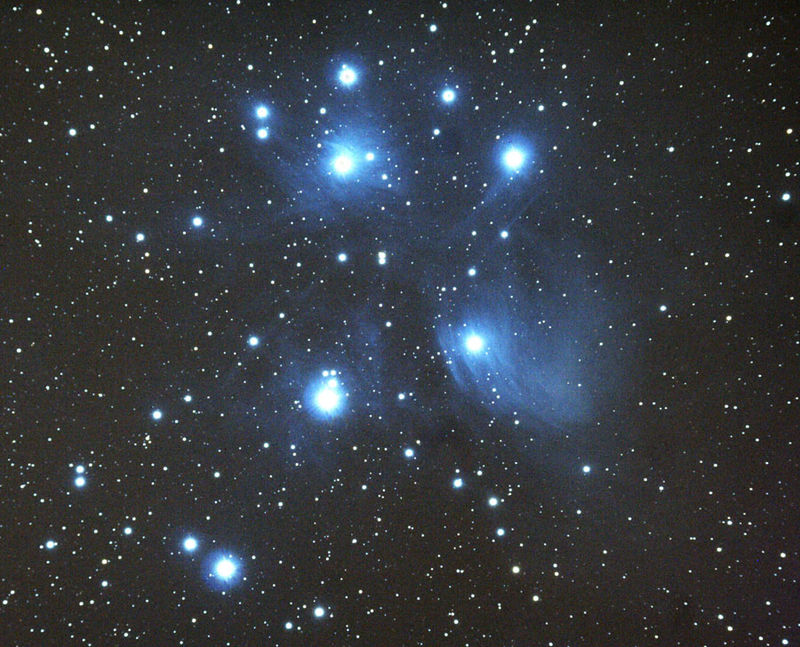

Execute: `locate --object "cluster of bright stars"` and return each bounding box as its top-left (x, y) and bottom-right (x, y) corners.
top-left (248, 64), bottom-right (530, 177)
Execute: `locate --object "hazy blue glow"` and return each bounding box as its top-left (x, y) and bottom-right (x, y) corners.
top-left (255, 105), bottom-right (269, 119)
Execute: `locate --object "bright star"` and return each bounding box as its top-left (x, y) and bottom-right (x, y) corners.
top-left (151, 409), bottom-right (163, 420)
top-left (430, 24), bottom-right (438, 32)
top-left (68, 128), bottom-right (77, 136)
top-left (183, 536), bottom-right (198, 552)
top-left (441, 88), bottom-right (456, 103)
top-left (45, 540), bottom-right (57, 549)
top-left (782, 192), bottom-right (791, 202)
top-left (184, 394), bottom-right (192, 403)
top-left (453, 477), bottom-right (464, 489)
top-left (404, 448), bottom-right (415, 458)
top-left (582, 465), bottom-right (591, 474)
top-left (248, 335), bottom-right (260, 347)
top-left (488, 496), bottom-right (499, 507)
top-left (192, 216), bottom-right (203, 227)
top-left (496, 528), bottom-right (506, 536)
top-left (465, 334), bottom-right (485, 353)
top-left (214, 557), bottom-right (237, 580)
top-left (337, 252), bottom-right (348, 262)
top-left (123, 527), bottom-right (132, 535)
top-left (257, 127), bottom-right (269, 140)
top-left (333, 153), bottom-right (354, 175)
top-left (74, 476), bottom-right (86, 488)
top-left (135, 233), bottom-right (145, 242)
top-left (255, 105), bottom-right (269, 119)
top-left (468, 267), bottom-right (477, 277)
top-left (659, 305), bottom-right (667, 312)
top-left (285, 621), bottom-right (294, 630)
top-left (338, 65), bottom-right (357, 86)
top-left (315, 386), bottom-right (341, 413)
top-left (503, 147), bottom-right (525, 170)
top-left (500, 230), bottom-right (509, 239)
top-left (314, 606), bottom-right (326, 618)
top-left (365, 152), bottom-right (375, 161)
top-left (75, 465), bottom-right (85, 474)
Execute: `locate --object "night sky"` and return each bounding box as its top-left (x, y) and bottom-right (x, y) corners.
top-left (2, 2), bottom-right (799, 645)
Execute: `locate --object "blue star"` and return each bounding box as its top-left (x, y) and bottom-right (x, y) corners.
top-left (255, 105), bottom-right (269, 119)
top-left (441, 88), bottom-right (456, 103)
top-left (332, 153), bottom-right (355, 176)
top-left (338, 65), bottom-right (357, 86)
top-left (257, 127), bottom-right (269, 140)
top-left (502, 146), bottom-right (525, 171)
top-left (213, 556), bottom-right (237, 581)
top-left (309, 371), bottom-right (346, 417)
top-left (465, 334), bottom-right (485, 354)
top-left (183, 536), bottom-right (198, 552)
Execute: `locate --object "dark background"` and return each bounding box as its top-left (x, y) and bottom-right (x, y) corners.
top-left (1, 1), bottom-right (798, 645)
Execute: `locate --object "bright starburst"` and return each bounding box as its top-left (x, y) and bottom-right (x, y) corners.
top-left (214, 557), bottom-right (237, 580)
top-left (503, 146), bottom-right (525, 170)
top-left (465, 334), bottom-right (485, 353)
top-left (333, 153), bottom-right (354, 175)
top-left (338, 65), bottom-right (357, 86)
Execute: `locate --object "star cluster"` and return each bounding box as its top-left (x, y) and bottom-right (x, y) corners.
top-left (4, 3), bottom-right (799, 646)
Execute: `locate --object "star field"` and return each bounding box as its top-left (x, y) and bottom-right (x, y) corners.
top-left (3, 2), bottom-right (799, 645)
